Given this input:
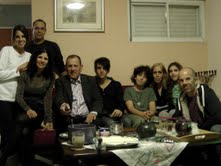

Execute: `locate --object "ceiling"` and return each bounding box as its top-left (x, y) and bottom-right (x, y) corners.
top-left (0, 0), bottom-right (31, 5)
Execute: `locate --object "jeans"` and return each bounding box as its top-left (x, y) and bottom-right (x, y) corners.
top-left (210, 124), bottom-right (221, 133)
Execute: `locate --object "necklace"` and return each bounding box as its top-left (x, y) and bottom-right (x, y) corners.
top-left (136, 91), bottom-right (143, 106)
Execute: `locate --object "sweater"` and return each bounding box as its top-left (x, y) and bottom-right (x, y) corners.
top-left (175, 84), bottom-right (221, 130)
top-left (0, 46), bottom-right (31, 102)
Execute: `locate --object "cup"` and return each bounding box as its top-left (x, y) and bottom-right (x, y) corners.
top-left (166, 120), bottom-right (174, 132)
top-left (110, 121), bottom-right (123, 135)
top-left (71, 131), bottom-right (85, 148)
top-left (191, 122), bottom-right (199, 134)
top-left (159, 117), bottom-right (167, 131)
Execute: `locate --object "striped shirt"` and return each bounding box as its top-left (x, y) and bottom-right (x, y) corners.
top-left (70, 77), bottom-right (89, 117)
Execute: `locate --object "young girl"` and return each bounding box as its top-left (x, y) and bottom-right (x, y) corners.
top-left (123, 65), bottom-right (156, 128)
top-left (167, 62), bottom-right (183, 111)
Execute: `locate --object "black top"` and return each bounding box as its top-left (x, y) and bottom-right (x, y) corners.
top-left (175, 84), bottom-right (221, 130)
top-left (153, 87), bottom-right (169, 115)
top-left (26, 40), bottom-right (65, 75)
top-left (97, 79), bottom-right (125, 116)
top-left (16, 72), bottom-right (55, 123)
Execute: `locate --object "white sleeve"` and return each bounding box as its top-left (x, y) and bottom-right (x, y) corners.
top-left (0, 47), bottom-right (20, 81)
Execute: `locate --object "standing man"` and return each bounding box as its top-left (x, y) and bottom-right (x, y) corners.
top-left (54, 54), bottom-right (103, 133)
top-left (26, 19), bottom-right (66, 76)
top-left (175, 67), bottom-right (221, 132)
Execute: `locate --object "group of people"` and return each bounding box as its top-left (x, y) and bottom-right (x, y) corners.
top-left (1, 18), bottom-right (221, 166)
top-left (0, 19), bottom-right (64, 166)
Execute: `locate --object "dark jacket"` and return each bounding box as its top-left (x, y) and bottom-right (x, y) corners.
top-left (96, 77), bottom-right (125, 115)
top-left (26, 40), bottom-right (65, 75)
top-left (54, 74), bottom-right (103, 114)
top-left (174, 84), bottom-right (221, 130)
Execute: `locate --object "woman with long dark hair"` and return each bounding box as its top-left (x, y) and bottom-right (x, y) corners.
top-left (16, 48), bottom-right (55, 165)
top-left (167, 62), bottom-right (183, 111)
top-left (0, 24), bottom-right (31, 165)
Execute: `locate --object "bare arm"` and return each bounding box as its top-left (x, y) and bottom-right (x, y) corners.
top-left (146, 101), bottom-right (156, 118)
top-left (126, 100), bottom-right (149, 120)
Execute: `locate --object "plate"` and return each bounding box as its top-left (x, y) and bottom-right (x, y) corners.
top-left (59, 132), bottom-right (68, 139)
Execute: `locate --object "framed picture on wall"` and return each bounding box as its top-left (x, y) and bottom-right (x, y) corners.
top-left (54, 0), bottom-right (104, 32)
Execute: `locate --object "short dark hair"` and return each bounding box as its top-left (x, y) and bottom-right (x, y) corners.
top-left (94, 57), bottom-right (110, 72)
top-left (33, 19), bottom-right (47, 27)
top-left (12, 24), bottom-right (29, 42)
top-left (66, 54), bottom-right (82, 65)
top-left (131, 65), bottom-right (152, 87)
top-left (27, 48), bottom-right (53, 79)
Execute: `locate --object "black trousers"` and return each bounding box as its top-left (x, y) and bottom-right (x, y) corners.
top-left (0, 101), bottom-right (19, 166)
top-left (16, 105), bottom-right (44, 166)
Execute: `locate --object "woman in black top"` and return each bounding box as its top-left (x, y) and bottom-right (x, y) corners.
top-left (94, 57), bottom-right (125, 127)
top-left (16, 48), bottom-right (55, 166)
top-left (151, 63), bottom-right (169, 116)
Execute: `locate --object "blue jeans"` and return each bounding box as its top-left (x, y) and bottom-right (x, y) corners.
top-left (210, 125), bottom-right (221, 133)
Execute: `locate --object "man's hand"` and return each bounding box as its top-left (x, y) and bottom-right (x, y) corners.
top-left (110, 109), bottom-right (123, 118)
top-left (26, 109), bottom-right (38, 119)
top-left (60, 103), bottom-right (71, 115)
top-left (85, 113), bottom-right (96, 124)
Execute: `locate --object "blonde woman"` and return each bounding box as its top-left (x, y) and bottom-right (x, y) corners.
top-left (151, 63), bottom-right (169, 116)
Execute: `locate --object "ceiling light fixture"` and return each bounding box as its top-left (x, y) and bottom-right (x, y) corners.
top-left (66, 2), bottom-right (85, 10)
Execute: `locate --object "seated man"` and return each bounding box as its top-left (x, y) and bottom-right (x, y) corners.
top-left (174, 67), bottom-right (221, 132)
top-left (54, 54), bottom-right (103, 133)
top-left (174, 67), bottom-right (221, 165)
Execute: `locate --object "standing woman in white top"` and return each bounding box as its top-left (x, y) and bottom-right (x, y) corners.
top-left (0, 25), bottom-right (31, 165)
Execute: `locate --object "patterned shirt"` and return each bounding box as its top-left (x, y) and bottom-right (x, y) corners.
top-left (70, 77), bottom-right (89, 117)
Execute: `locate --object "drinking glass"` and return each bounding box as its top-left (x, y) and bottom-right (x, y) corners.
top-left (71, 131), bottom-right (85, 148)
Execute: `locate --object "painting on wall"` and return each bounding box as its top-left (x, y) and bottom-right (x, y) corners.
top-left (54, 0), bottom-right (104, 32)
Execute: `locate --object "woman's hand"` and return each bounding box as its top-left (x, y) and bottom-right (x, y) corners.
top-left (139, 111), bottom-right (149, 120)
top-left (110, 109), bottom-right (123, 117)
top-left (26, 109), bottom-right (37, 119)
top-left (17, 62), bottom-right (28, 73)
top-left (43, 122), bottom-right (54, 130)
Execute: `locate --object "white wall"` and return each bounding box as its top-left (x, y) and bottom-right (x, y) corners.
top-left (206, 0), bottom-right (221, 99)
top-left (32, 0), bottom-right (208, 85)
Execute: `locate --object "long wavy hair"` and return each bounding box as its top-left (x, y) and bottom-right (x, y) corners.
top-left (167, 62), bottom-right (183, 89)
top-left (26, 48), bottom-right (53, 80)
top-left (151, 63), bottom-right (168, 89)
top-left (167, 62), bottom-right (182, 109)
